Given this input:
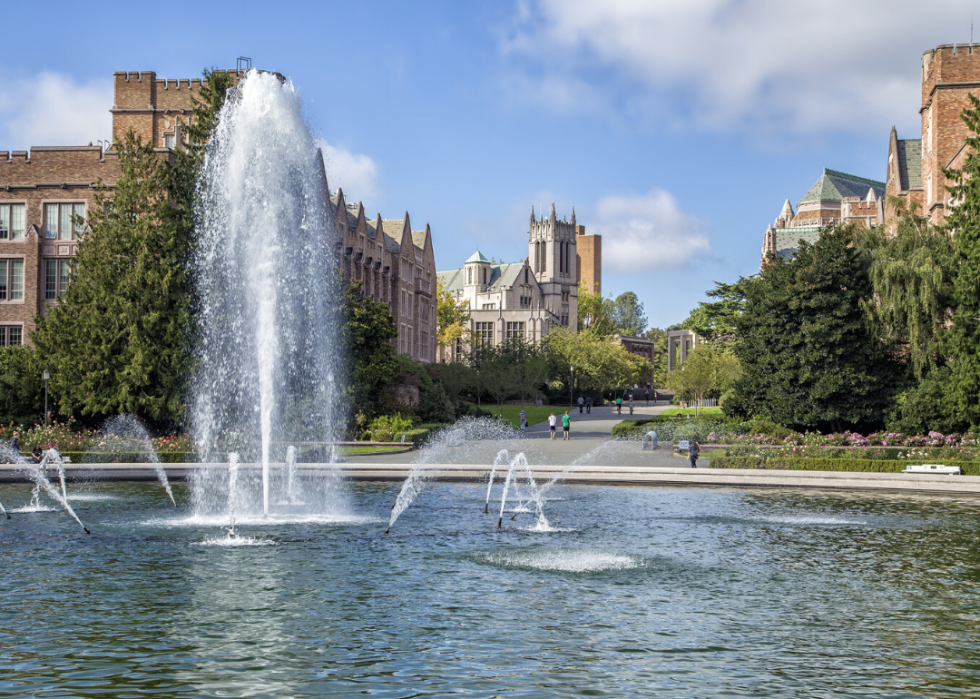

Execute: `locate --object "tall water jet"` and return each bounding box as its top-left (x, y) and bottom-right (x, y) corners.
top-left (0, 499), bottom-right (8, 519)
top-left (497, 455), bottom-right (517, 529)
top-left (284, 446), bottom-right (298, 504)
top-left (227, 452), bottom-right (240, 533)
top-left (191, 70), bottom-right (341, 520)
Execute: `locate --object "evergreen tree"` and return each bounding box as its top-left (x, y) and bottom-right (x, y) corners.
top-left (729, 225), bottom-right (899, 431)
top-left (340, 281), bottom-right (399, 419)
top-left (611, 291), bottom-right (648, 337)
top-left (943, 93), bottom-right (980, 425)
top-left (32, 133), bottom-right (193, 423)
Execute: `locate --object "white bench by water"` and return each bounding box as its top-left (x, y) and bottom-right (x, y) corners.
top-left (903, 464), bottom-right (962, 475)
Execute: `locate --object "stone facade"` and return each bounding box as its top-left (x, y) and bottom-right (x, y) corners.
top-left (667, 329), bottom-right (699, 372)
top-left (887, 44), bottom-right (980, 228)
top-left (331, 190), bottom-right (437, 364)
top-left (438, 204), bottom-right (578, 358)
top-left (0, 67), bottom-right (437, 363)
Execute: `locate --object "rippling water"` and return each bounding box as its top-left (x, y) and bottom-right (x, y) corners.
top-left (2, 481), bottom-right (980, 698)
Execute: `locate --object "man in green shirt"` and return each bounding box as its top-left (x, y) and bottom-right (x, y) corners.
top-left (562, 411), bottom-right (571, 440)
top-left (615, 396), bottom-right (622, 414)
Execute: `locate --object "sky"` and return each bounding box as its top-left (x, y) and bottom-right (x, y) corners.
top-left (1, 0), bottom-right (975, 328)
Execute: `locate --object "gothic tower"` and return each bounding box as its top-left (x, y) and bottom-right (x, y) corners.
top-left (528, 203), bottom-right (578, 328)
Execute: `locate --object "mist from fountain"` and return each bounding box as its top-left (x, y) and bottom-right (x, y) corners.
top-left (190, 70), bottom-right (343, 524)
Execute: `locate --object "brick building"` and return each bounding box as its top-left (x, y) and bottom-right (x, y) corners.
top-left (611, 334), bottom-right (655, 381)
top-left (574, 221), bottom-right (602, 295)
top-left (0, 68), bottom-right (438, 364)
top-left (886, 44), bottom-right (980, 228)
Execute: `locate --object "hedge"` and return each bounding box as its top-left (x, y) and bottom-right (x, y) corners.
top-left (710, 452), bottom-right (980, 476)
top-left (394, 422), bottom-right (452, 447)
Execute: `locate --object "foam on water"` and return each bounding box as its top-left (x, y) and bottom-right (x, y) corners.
top-left (478, 549), bottom-right (642, 573)
top-left (753, 514), bottom-right (866, 526)
top-left (194, 535), bottom-right (276, 547)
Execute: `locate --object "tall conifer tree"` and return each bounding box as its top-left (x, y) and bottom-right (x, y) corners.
top-left (943, 94), bottom-right (980, 425)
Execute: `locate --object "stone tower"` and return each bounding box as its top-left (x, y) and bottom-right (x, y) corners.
top-left (528, 203), bottom-right (577, 328)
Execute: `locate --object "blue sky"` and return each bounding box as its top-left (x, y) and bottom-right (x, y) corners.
top-left (1, 0), bottom-right (973, 328)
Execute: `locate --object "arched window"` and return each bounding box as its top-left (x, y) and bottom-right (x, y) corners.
top-left (525, 268), bottom-right (529, 283)
top-left (467, 267), bottom-right (472, 284)
top-left (483, 267), bottom-right (487, 285)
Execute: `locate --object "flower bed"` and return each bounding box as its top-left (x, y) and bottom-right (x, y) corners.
top-left (710, 451), bottom-right (980, 476)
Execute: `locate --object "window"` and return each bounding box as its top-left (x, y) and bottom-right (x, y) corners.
top-left (406, 326), bottom-right (413, 355)
top-left (520, 295), bottom-right (532, 309)
top-left (165, 134), bottom-right (175, 149)
top-left (401, 290), bottom-right (407, 316)
top-left (45, 260), bottom-right (71, 300)
top-left (475, 322), bottom-right (493, 344)
top-left (406, 292), bottom-right (413, 319)
top-left (0, 259), bottom-right (24, 301)
top-left (482, 267), bottom-right (487, 285)
top-left (0, 204), bottom-right (26, 240)
top-left (0, 326), bottom-right (21, 345)
top-left (44, 202), bottom-right (84, 240)
top-left (420, 331), bottom-right (429, 360)
top-left (467, 267), bottom-right (472, 284)
top-left (524, 268), bottom-right (529, 284)
top-left (506, 322), bottom-right (524, 339)
top-left (482, 303), bottom-right (496, 310)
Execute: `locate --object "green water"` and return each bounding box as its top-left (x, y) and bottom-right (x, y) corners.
top-left (2, 481), bottom-right (979, 698)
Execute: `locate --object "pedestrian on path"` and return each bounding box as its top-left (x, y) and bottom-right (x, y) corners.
top-left (689, 438), bottom-right (700, 468)
top-left (629, 395), bottom-right (634, 414)
top-left (578, 395), bottom-right (584, 414)
top-left (616, 396), bottom-right (622, 414)
top-left (585, 396), bottom-right (592, 414)
top-left (644, 389), bottom-right (649, 406)
top-left (653, 391), bottom-right (658, 404)
top-left (562, 411), bottom-right (571, 440)
top-left (549, 412), bottom-right (557, 439)
top-left (519, 408), bottom-right (527, 432)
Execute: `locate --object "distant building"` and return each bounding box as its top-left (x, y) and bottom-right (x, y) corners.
top-left (574, 222), bottom-right (602, 295)
top-left (612, 334), bottom-right (655, 381)
top-left (438, 204), bottom-right (578, 359)
top-left (667, 329), bottom-right (700, 372)
top-left (761, 169), bottom-right (884, 264)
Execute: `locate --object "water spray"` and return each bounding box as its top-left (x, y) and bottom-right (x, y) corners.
top-left (484, 450), bottom-right (509, 514)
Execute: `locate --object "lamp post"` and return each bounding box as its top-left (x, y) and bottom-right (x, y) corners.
top-left (569, 365), bottom-right (575, 408)
top-left (43, 369), bottom-right (50, 426)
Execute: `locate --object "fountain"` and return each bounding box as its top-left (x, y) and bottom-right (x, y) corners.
top-left (483, 449), bottom-right (509, 513)
top-left (24, 449), bottom-right (90, 534)
top-left (190, 70), bottom-right (342, 523)
top-left (88, 415), bottom-right (176, 506)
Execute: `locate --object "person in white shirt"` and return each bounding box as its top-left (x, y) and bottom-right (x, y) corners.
top-left (519, 409), bottom-right (527, 431)
top-left (548, 413), bottom-right (557, 439)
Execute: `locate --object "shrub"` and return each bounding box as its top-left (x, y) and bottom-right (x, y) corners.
top-left (418, 383), bottom-right (454, 424)
top-left (710, 451), bottom-right (980, 476)
top-left (368, 414), bottom-right (415, 442)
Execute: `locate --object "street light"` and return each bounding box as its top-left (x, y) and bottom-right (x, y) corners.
top-left (43, 369), bottom-right (50, 426)
top-left (569, 365), bottom-right (575, 408)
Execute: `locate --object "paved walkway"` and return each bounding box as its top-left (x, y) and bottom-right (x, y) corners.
top-left (352, 399), bottom-right (690, 468)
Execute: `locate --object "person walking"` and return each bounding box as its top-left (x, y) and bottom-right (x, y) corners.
top-left (644, 389), bottom-right (649, 406)
top-left (519, 408), bottom-right (527, 432)
top-left (562, 411), bottom-right (571, 440)
top-left (10, 431), bottom-right (19, 454)
top-left (689, 438), bottom-right (700, 468)
top-left (585, 395), bottom-right (592, 414)
top-left (577, 395), bottom-right (584, 414)
top-left (653, 390), bottom-right (658, 404)
top-left (615, 396), bottom-right (622, 414)
top-left (548, 412), bottom-right (557, 439)
top-left (629, 395), bottom-right (634, 415)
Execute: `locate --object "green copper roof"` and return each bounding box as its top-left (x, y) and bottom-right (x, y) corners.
top-left (799, 168), bottom-right (885, 204)
top-left (896, 140), bottom-right (922, 191)
top-left (466, 250), bottom-right (491, 263)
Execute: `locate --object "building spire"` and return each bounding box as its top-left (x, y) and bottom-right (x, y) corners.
top-left (570, 206), bottom-right (576, 225)
top-left (550, 203), bottom-right (556, 223)
top-left (530, 205), bottom-right (535, 224)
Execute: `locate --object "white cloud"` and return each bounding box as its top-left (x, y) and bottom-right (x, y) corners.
top-left (505, 0), bottom-right (973, 134)
top-left (318, 140), bottom-right (379, 204)
top-left (0, 72), bottom-right (112, 149)
top-left (590, 189), bottom-right (710, 271)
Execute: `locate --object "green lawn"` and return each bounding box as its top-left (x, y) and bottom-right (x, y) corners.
top-left (336, 446), bottom-right (408, 455)
top-left (658, 407), bottom-right (724, 418)
top-left (480, 404), bottom-right (557, 429)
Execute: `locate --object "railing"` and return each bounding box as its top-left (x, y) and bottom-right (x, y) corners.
top-left (415, 277), bottom-right (431, 295)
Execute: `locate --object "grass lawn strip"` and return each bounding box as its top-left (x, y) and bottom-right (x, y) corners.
top-left (658, 407), bottom-right (724, 418)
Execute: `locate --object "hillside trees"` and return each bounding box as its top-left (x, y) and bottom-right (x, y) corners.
top-left (667, 343), bottom-right (741, 415)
